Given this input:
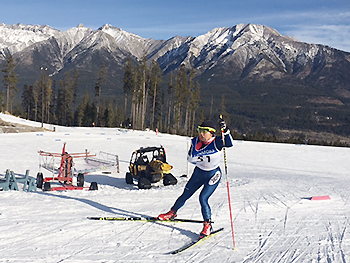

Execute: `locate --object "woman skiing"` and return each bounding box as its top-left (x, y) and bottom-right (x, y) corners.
top-left (158, 119), bottom-right (234, 238)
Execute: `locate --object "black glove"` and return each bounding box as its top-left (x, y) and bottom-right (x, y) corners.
top-left (219, 118), bottom-right (228, 133)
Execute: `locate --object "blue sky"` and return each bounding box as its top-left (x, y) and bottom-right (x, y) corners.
top-left (2, 0), bottom-right (350, 52)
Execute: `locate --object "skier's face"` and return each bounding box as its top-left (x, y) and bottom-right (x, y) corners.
top-left (198, 130), bottom-right (213, 143)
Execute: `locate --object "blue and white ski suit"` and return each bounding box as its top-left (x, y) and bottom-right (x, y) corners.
top-left (171, 132), bottom-right (233, 221)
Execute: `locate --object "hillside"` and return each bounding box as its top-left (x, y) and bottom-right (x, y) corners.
top-left (0, 113), bottom-right (349, 262)
top-left (1, 23), bottom-right (350, 137)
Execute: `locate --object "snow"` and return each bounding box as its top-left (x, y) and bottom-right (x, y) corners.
top-left (0, 112), bottom-right (349, 262)
top-left (0, 24), bottom-right (59, 54)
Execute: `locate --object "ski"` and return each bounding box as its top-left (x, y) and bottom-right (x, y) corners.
top-left (168, 227), bottom-right (224, 254)
top-left (87, 216), bottom-right (206, 223)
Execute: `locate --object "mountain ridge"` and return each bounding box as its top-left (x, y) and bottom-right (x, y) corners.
top-left (1, 22), bottom-right (350, 136)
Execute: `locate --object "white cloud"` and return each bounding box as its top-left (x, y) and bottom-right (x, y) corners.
top-left (234, 9), bottom-right (350, 52)
top-left (283, 24), bottom-right (350, 52)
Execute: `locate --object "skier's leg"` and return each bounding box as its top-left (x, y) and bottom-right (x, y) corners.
top-left (199, 169), bottom-right (221, 220)
top-left (171, 168), bottom-right (203, 211)
top-left (159, 168), bottom-right (204, 220)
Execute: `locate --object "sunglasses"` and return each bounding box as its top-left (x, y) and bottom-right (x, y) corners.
top-left (197, 126), bottom-right (216, 133)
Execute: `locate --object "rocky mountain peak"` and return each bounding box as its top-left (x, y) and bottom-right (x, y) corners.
top-left (0, 22), bottom-right (349, 98)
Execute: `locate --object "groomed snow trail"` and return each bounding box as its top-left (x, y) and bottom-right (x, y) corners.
top-left (0, 114), bottom-right (349, 262)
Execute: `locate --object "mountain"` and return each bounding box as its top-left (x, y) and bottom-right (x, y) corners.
top-left (1, 23), bottom-right (350, 137)
top-left (0, 23), bottom-right (59, 57)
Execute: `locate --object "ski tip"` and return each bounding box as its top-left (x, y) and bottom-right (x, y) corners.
top-left (87, 217), bottom-right (104, 220)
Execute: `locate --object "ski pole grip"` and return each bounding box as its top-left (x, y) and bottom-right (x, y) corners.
top-left (219, 115), bottom-right (225, 147)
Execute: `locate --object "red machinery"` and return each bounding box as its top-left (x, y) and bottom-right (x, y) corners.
top-left (37, 142), bottom-right (98, 191)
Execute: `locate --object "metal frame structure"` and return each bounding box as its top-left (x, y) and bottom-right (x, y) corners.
top-left (37, 143), bottom-right (98, 191)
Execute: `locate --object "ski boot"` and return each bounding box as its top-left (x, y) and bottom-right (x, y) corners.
top-left (199, 220), bottom-right (212, 238)
top-left (158, 209), bottom-right (177, 220)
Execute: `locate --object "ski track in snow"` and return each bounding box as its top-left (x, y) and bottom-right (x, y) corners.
top-left (0, 113), bottom-right (349, 262)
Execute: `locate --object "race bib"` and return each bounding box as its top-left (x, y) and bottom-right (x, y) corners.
top-left (209, 171), bottom-right (221, 185)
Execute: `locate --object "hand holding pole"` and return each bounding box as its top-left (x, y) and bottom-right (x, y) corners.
top-left (219, 115), bottom-right (236, 250)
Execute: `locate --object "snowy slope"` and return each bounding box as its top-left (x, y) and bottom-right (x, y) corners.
top-left (0, 23), bottom-right (59, 56)
top-left (0, 113), bottom-right (349, 262)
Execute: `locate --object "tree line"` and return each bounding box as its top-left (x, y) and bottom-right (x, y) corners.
top-left (122, 56), bottom-right (201, 135)
top-left (2, 54), bottom-right (349, 147)
top-left (1, 55), bottom-right (201, 136)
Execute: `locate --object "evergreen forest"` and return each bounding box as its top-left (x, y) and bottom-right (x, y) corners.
top-left (1, 55), bottom-right (349, 147)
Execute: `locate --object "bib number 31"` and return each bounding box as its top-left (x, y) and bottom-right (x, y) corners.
top-left (198, 156), bottom-right (211, 162)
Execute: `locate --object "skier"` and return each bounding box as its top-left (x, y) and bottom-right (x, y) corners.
top-left (158, 119), bottom-right (234, 238)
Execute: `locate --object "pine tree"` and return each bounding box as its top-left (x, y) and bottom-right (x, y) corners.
top-left (166, 72), bottom-right (174, 133)
top-left (131, 65), bottom-right (139, 129)
top-left (149, 60), bottom-right (162, 130)
top-left (63, 71), bottom-right (75, 125)
top-left (49, 80), bottom-right (57, 124)
top-left (33, 82), bottom-right (39, 122)
top-left (98, 100), bottom-right (107, 127)
top-left (45, 78), bottom-right (53, 124)
top-left (56, 72), bottom-right (75, 126)
top-left (115, 104), bottom-right (125, 128)
top-left (189, 81), bottom-right (201, 135)
top-left (74, 92), bottom-right (89, 126)
top-left (72, 69), bottom-right (79, 103)
top-left (221, 94), bottom-right (230, 124)
top-left (174, 64), bottom-right (188, 134)
top-left (123, 58), bottom-right (134, 119)
top-left (139, 55), bottom-right (149, 130)
top-left (82, 101), bottom-right (96, 127)
top-left (38, 72), bottom-right (52, 127)
top-left (21, 85), bottom-right (34, 120)
top-left (95, 63), bottom-right (107, 126)
top-left (56, 80), bottom-right (65, 125)
top-left (0, 92), bottom-right (4, 112)
top-left (1, 54), bottom-right (18, 113)
top-left (183, 67), bottom-right (196, 134)
top-left (105, 101), bottom-right (117, 127)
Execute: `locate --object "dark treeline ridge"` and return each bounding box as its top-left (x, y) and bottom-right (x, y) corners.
top-left (1, 54), bottom-right (349, 147)
top-left (231, 130), bottom-right (350, 148)
top-left (1, 55), bottom-right (202, 136)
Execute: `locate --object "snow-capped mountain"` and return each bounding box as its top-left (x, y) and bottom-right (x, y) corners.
top-left (157, 23), bottom-right (346, 80)
top-left (0, 23), bottom-right (59, 57)
top-left (99, 24), bottom-right (165, 59)
top-left (1, 22), bottom-right (350, 109)
top-left (1, 23), bottom-right (349, 83)
top-left (1, 22), bottom-right (350, 137)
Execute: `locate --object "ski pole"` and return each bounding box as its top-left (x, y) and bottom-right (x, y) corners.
top-left (220, 115), bottom-right (236, 250)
